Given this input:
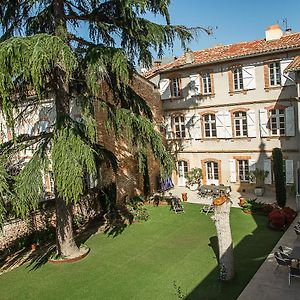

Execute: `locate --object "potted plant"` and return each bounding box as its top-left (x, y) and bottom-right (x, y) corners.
top-left (249, 168), bottom-right (269, 197)
top-left (186, 168), bottom-right (202, 191)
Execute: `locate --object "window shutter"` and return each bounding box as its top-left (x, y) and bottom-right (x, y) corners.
top-left (285, 106), bottom-right (295, 137)
top-left (249, 159), bottom-right (257, 183)
top-left (264, 159), bottom-right (272, 184)
top-left (193, 115), bottom-right (201, 139)
top-left (247, 110), bottom-right (256, 137)
top-left (242, 66), bottom-right (256, 90)
top-left (285, 160), bottom-right (294, 184)
top-left (216, 112), bottom-right (226, 138)
top-left (189, 74), bottom-right (201, 96)
top-left (229, 159), bottom-right (237, 183)
top-left (159, 79), bottom-right (171, 99)
top-left (264, 63), bottom-right (270, 91)
top-left (259, 109), bottom-right (269, 137)
top-left (224, 111), bottom-right (232, 138)
top-left (185, 114), bottom-right (194, 138)
top-left (228, 70), bottom-right (234, 95)
top-left (280, 59), bottom-right (295, 86)
top-left (210, 73), bottom-right (215, 95)
top-left (165, 116), bottom-right (172, 139)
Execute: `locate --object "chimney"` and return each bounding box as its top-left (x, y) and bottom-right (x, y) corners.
top-left (185, 49), bottom-right (195, 64)
top-left (265, 24), bottom-right (283, 41)
top-left (153, 59), bottom-right (162, 68)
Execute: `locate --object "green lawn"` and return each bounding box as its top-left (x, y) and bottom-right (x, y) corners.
top-left (0, 204), bottom-right (283, 300)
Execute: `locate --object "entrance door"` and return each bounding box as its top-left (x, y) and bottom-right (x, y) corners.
top-left (206, 161), bottom-right (219, 185)
top-left (178, 161), bottom-right (188, 187)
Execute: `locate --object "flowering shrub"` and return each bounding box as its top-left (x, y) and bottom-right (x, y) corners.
top-left (268, 207), bottom-right (296, 230)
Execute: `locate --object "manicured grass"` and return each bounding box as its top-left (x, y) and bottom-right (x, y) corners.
top-left (0, 204), bottom-right (283, 300)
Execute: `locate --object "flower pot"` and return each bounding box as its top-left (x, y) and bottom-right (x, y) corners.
top-left (254, 187), bottom-right (264, 197)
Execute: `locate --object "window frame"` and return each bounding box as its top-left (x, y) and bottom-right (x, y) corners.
top-left (269, 62), bottom-right (281, 86)
top-left (202, 73), bottom-right (212, 95)
top-left (270, 108), bottom-right (285, 136)
top-left (234, 111), bottom-right (248, 137)
top-left (203, 113), bottom-right (217, 138)
top-left (233, 67), bottom-right (244, 91)
top-left (173, 115), bottom-right (186, 139)
top-left (238, 160), bottom-right (250, 182)
top-left (170, 77), bottom-right (181, 97)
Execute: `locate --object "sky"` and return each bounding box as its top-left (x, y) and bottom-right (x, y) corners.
top-left (147, 0), bottom-right (300, 59)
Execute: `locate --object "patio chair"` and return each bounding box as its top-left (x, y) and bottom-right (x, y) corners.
top-left (198, 186), bottom-right (208, 198)
top-left (201, 204), bottom-right (214, 215)
top-left (170, 197), bottom-right (184, 214)
top-left (278, 245), bottom-right (292, 256)
top-left (294, 226), bottom-right (300, 236)
top-left (289, 266), bottom-right (300, 285)
top-left (274, 252), bottom-right (291, 272)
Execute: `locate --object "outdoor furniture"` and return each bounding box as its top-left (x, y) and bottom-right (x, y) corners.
top-left (170, 197), bottom-right (184, 214)
top-left (274, 252), bottom-right (291, 271)
top-left (198, 184), bottom-right (231, 198)
top-left (278, 245), bottom-right (292, 257)
top-left (289, 266), bottom-right (300, 285)
top-left (294, 226), bottom-right (300, 236)
top-left (201, 204), bottom-right (214, 215)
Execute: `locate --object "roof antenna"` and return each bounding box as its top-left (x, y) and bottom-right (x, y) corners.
top-left (282, 17), bottom-right (288, 31)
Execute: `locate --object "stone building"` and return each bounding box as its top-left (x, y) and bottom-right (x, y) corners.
top-left (145, 25), bottom-right (300, 193)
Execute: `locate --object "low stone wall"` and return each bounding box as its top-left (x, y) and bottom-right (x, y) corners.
top-left (0, 194), bottom-right (101, 252)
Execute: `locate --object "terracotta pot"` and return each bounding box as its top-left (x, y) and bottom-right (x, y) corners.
top-left (31, 243), bottom-right (38, 251)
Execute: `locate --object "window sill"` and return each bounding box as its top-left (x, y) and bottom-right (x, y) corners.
top-left (265, 85), bottom-right (282, 91)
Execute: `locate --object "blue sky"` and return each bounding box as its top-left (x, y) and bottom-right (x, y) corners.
top-left (148, 0), bottom-right (300, 58)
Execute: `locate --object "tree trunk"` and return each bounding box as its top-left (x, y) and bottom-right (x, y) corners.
top-left (55, 196), bottom-right (79, 256)
top-left (52, 0), bottom-right (79, 257)
top-left (213, 198), bottom-right (234, 281)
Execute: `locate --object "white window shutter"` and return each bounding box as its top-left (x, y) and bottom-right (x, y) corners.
top-left (259, 109), bottom-right (269, 137)
top-left (242, 66), bottom-right (256, 90)
top-left (189, 74), bottom-right (201, 96)
top-left (264, 159), bottom-right (272, 184)
top-left (247, 110), bottom-right (256, 137)
top-left (223, 111), bottom-right (232, 138)
top-left (193, 115), bottom-right (201, 139)
top-left (185, 114), bottom-right (194, 138)
top-left (159, 78), bottom-right (171, 99)
top-left (229, 159), bottom-right (237, 183)
top-left (280, 59), bottom-right (295, 86)
top-left (165, 116), bottom-right (172, 139)
top-left (285, 160), bottom-right (294, 184)
top-left (249, 159), bottom-right (257, 183)
top-left (216, 112), bottom-right (226, 138)
top-left (285, 106), bottom-right (295, 137)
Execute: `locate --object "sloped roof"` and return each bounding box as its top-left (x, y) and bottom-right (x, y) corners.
top-left (144, 32), bottom-right (300, 78)
top-left (285, 56), bottom-right (300, 72)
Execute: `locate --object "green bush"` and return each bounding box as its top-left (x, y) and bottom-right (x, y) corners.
top-left (186, 168), bottom-right (202, 186)
top-left (126, 196), bottom-right (149, 222)
top-left (272, 148), bottom-right (286, 208)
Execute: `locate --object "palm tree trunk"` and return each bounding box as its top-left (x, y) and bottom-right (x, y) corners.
top-left (213, 199), bottom-right (235, 281)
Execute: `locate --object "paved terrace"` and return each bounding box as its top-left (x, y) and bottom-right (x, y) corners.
top-left (169, 186), bottom-right (299, 300)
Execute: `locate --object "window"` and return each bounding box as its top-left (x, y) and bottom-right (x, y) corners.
top-left (233, 68), bottom-right (243, 90)
top-left (206, 161), bottom-right (219, 180)
top-left (269, 62), bottom-right (281, 86)
top-left (178, 161), bottom-right (188, 178)
top-left (238, 160), bottom-right (249, 182)
top-left (234, 111), bottom-right (248, 137)
top-left (174, 116), bottom-right (185, 138)
top-left (204, 114), bottom-right (217, 137)
top-left (270, 109), bottom-right (285, 135)
top-left (202, 73), bottom-right (212, 94)
top-left (171, 78), bottom-right (181, 97)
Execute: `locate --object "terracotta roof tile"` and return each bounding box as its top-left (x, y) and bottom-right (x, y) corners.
top-left (144, 32), bottom-right (300, 78)
top-left (285, 56), bottom-right (300, 72)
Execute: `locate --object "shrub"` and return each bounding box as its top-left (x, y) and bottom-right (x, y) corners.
top-left (268, 207), bottom-right (296, 230)
top-left (272, 148), bottom-right (286, 208)
top-left (126, 196), bottom-right (149, 222)
top-left (186, 168), bottom-right (202, 187)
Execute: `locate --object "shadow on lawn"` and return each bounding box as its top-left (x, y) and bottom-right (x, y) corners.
top-left (185, 212), bottom-right (282, 300)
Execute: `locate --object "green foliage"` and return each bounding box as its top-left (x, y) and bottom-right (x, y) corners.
top-left (249, 168), bottom-right (269, 187)
top-left (272, 148), bottom-right (286, 208)
top-left (52, 118), bottom-right (96, 203)
top-left (0, 158), bottom-right (10, 226)
top-left (186, 168), bottom-right (202, 186)
top-left (125, 196), bottom-right (149, 222)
